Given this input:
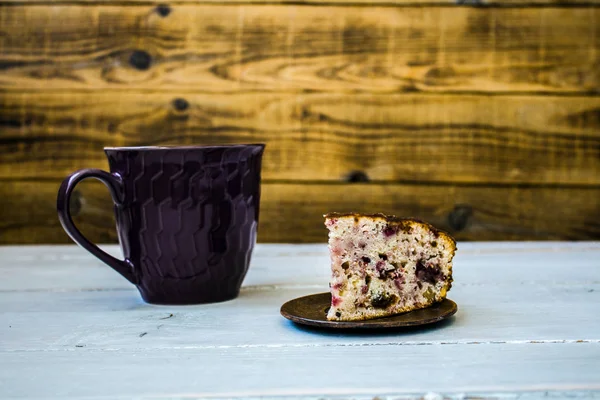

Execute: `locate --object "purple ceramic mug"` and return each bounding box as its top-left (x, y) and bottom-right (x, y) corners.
top-left (57, 144), bottom-right (265, 305)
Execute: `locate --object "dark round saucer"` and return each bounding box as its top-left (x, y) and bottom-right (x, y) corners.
top-left (280, 292), bottom-right (457, 329)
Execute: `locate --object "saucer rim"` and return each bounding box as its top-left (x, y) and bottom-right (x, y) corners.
top-left (280, 292), bottom-right (458, 329)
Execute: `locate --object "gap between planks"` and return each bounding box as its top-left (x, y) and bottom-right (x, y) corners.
top-left (1, 1), bottom-right (600, 7)
top-left (2, 339), bottom-right (600, 353)
top-left (2, 177), bottom-right (600, 190)
top-left (50, 391), bottom-right (600, 400)
top-left (0, 281), bottom-right (598, 293)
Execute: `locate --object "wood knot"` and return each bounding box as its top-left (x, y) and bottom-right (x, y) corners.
top-left (455, 0), bottom-right (483, 5)
top-left (172, 98), bottom-right (189, 111)
top-left (107, 122), bottom-right (118, 134)
top-left (129, 50), bottom-right (152, 71)
top-left (346, 171), bottom-right (370, 183)
top-left (562, 108), bottom-right (600, 130)
top-left (299, 107), bottom-right (327, 123)
top-left (155, 4), bottom-right (171, 17)
top-left (70, 190), bottom-right (83, 217)
top-left (448, 204), bottom-right (472, 232)
top-left (424, 66), bottom-right (456, 80)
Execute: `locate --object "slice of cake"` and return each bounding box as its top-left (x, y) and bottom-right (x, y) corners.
top-left (324, 213), bottom-right (456, 321)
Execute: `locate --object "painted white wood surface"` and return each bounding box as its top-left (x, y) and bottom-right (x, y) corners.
top-left (1, 242), bottom-right (599, 399)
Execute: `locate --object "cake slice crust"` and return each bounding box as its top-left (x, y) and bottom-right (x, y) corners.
top-left (324, 213), bottom-right (456, 322)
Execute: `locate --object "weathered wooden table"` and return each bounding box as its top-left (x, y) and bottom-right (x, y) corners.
top-left (1, 242), bottom-right (599, 399)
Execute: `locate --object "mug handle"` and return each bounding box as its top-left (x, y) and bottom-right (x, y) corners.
top-left (57, 169), bottom-right (137, 284)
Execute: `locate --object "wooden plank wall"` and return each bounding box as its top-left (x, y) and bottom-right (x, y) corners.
top-left (0, 1), bottom-right (598, 244)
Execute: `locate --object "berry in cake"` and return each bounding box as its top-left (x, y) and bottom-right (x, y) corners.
top-left (324, 213), bottom-right (456, 321)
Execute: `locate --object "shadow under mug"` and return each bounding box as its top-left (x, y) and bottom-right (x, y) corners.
top-left (57, 144), bottom-right (265, 305)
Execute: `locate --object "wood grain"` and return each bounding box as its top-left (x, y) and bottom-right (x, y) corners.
top-left (3, 285), bottom-right (600, 349)
top-left (1, 91), bottom-right (599, 185)
top-left (2, 343), bottom-right (599, 398)
top-left (1, 243), bottom-right (599, 398)
top-left (1, 179), bottom-right (598, 244)
top-left (0, 5), bottom-right (597, 93)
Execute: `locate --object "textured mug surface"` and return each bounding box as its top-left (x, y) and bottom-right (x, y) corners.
top-left (57, 144), bottom-right (265, 305)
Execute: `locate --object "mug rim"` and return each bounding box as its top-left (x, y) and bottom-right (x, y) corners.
top-left (104, 144), bottom-right (266, 151)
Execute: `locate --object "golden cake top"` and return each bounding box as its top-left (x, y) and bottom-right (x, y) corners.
top-left (323, 212), bottom-right (456, 247)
